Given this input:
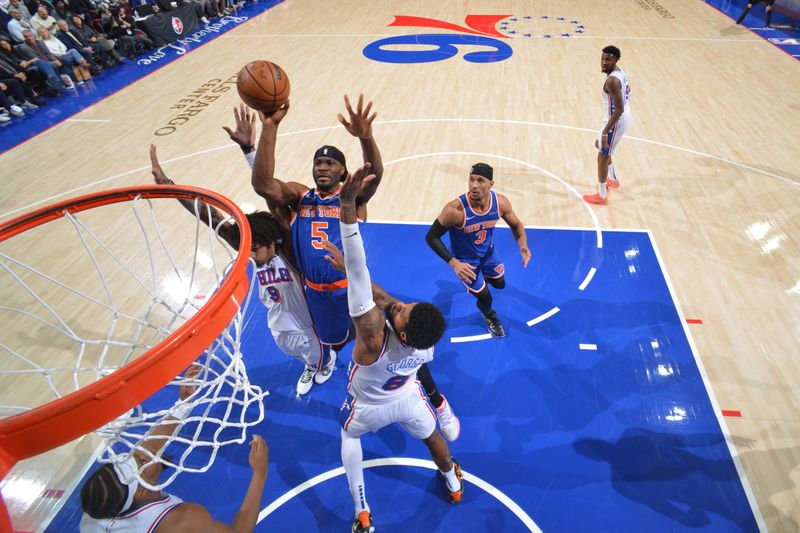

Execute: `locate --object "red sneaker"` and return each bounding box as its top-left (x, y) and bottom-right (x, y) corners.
top-left (607, 179), bottom-right (620, 189)
top-left (583, 193), bottom-right (608, 205)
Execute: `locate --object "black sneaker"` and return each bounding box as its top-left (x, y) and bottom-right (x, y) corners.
top-left (352, 511), bottom-right (374, 533)
top-left (484, 311), bottom-right (506, 337)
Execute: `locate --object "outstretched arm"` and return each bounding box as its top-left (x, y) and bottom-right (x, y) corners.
top-left (498, 194), bottom-right (531, 267)
top-left (337, 163), bottom-right (386, 365)
top-left (150, 144), bottom-right (239, 249)
top-left (251, 102), bottom-right (308, 208)
top-left (338, 94), bottom-right (383, 203)
top-left (158, 435), bottom-right (268, 533)
top-left (426, 201), bottom-right (477, 283)
top-left (322, 240), bottom-right (397, 311)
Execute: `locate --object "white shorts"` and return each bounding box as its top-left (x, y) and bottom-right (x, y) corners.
top-left (339, 382), bottom-right (436, 440)
top-left (598, 113), bottom-right (631, 156)
top-left (272, 327), bottom-right (324, 369)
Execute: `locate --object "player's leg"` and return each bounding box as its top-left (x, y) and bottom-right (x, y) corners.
top-left (736, 2), bottom-right (756, 24)
top-left (765, 0), bottom-right (774, 27)
top-left (422, 431), bottom-right (463, 503)
top-left (483, 253), bottom-right (506, 290)
top-left (339, 397), bottom-right (376, 532)
top-left (398, 388), bottom-right (463, 503)
top-left (273, 330), bottom-right (317, 395)
top-left (584, 124), bottom-right (613, 205)
top-left (416, 363), bottom-right (460, 441)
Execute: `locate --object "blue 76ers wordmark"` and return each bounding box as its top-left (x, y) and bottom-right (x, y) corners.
top-left (362, 14), bottom-right (587, 64)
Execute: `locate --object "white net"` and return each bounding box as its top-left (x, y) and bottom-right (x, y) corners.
top-left (0, 190), bottom-right (267, 490)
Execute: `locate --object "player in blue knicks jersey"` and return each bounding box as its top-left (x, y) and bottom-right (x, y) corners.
top-left (426, 163), bottom-right (531, 337)
top-left (251, 94), bottom-right (383, 354)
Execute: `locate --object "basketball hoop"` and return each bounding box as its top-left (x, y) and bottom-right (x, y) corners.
top-left (0, 185), bottom-right (267, 531)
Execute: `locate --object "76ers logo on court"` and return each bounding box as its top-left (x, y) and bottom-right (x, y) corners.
top-left (171, 16), bottom-right (184, 34)
top-left (363, 15), bottom-right (513, 64)
top-left (363, 14), bottom-right (587, 64)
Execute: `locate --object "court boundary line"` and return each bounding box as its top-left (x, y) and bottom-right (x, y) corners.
top-left (256, 457), bottom-right (542, 532)
top-left (646, 228), bottom-right (766, 531)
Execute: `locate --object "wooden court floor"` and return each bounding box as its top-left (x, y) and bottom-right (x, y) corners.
top-left (1, 0), bottom-right (798, 530)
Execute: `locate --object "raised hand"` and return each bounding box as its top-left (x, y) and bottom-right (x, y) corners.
top-left (249, 434), bottom-right (269, 478)
top-left (339, 162), bottom-right (375, 205)
top-left (222, 103), bottom-right (257, 149)
top-left (150, 144), bottom-right (172, 185)
top-left (337, 94), bottom-right (376, 140)
top-left (256, 100), bottom-right (290, 127)
top-left (322, 240), bottom-right (345, 273)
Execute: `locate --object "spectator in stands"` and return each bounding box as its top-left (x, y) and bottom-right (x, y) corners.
top-left (38, 26), bottom-right (92, 81)
top-left (0, 77), bottom-right (39, 117)
top-left (6, 7), bottom-right (31, 43)
top-left (20, 29), bottom-right (77, 87)
top-left (9, 0), bottom-right (31, 20)
top-left (736, 0), bottom-right (776, 28)
top-left (29, 5), bottom-right (58, 34)
top-left (0, 45), bottom-right (50, 99)
top-left (110, 4), bottom-right (153, 56)
top-left (56, 17), bottom-right (105, 71)
top-left (69, 13), bottom-right (123, 65)
top-left (0, 36), bottom-right (64, 93)
top-left (52, 0), bottom-right (70, 20)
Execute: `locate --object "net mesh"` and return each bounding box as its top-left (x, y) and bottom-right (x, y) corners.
top-left (0, 191), bottom-right (266, 491)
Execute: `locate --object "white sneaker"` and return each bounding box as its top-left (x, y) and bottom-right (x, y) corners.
top-left (200, 16), bottom-right (209, 23)
top-left (435, 395), bottom-right (461, 441)
top-left (21, 101), bottom-right (38, 110)
top-left (0, 113), bottom-right (10, 123)
top-left (314, 350), bottom-right (337, 385)
top-left (9, 105), bottom-right (24, 117)
top-left (296, 366), bottom-right (315, 395)
top-left (60, 75), bottom-right (75, 89)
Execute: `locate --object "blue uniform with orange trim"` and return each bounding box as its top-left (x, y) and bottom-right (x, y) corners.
top-left (292, 186), bottom-right (359, 345)
top-left (448, 190), bottom-right (504, 293)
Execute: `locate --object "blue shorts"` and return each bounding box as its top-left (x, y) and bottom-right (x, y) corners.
top-left (458, 245), bottom-right (505, 293)
top-left (305, 286), bottom-right (352, 346)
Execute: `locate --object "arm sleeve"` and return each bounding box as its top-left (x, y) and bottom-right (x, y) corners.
top-left (340, 221), bottom-right (376, 318)
top-left (425, 220), bottom-right (453, 263)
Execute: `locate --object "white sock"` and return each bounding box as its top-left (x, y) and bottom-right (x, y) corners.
top-left (341, 429), bottom-right (369, 514)
top-left (599, 182), bottom-right (607, 199)
top-left (442, 463), bottom-right (460, 492)
top-left (608, 163), bottom-right (618, 182)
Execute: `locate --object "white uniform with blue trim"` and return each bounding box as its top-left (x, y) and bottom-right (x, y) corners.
top-left (256, 253), bottom-right (324, 370)
top-left (339, 322), bottom-right (436, 439)
top-left (599, 66), bottom-right (632, 156)
top-left (79, 494), bottom-right (183, 532)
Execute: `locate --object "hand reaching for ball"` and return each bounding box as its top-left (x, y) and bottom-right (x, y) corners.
top-left (257, 100), bottom-right (290, 126)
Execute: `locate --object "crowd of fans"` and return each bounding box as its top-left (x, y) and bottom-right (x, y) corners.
top-left (0, 0), bottom-right (245, 122)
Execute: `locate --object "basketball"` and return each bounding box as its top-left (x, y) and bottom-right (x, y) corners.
top-left (236, 60), bottom-right (291, 113)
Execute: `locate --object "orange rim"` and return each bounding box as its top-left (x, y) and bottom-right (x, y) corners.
top-left (0, 185), bottom-right (251, 486)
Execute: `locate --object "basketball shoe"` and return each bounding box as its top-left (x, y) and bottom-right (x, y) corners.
top-left (352, 511), bottom-right (374, 533)
top-left (296, 366), bottom-right (315, 395)
top-left (606, 179), bottom-right (620, 189)
top-left (435, 395), bottom-right (461, 441)
top-left (583, 193), bottom-right (608, 205)
top-left (314, 350), bottom-right (337, 385)
top-left (484, 310), bottom-right (506, 338)
top-left (442, 458), bottom-right (464, 504)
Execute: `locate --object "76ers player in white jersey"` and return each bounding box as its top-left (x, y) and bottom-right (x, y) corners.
top-left (584, 45), bottom-right (632, 206)
top-left (80, 367), bottom-right (269, 532)
top-left (336, 164), bottom-right (463, 533)
top-left (150, 145), bottom-right (331, 396)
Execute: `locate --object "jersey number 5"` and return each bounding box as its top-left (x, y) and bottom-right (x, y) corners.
top-left (311, 221), bottom-right (329, 249)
